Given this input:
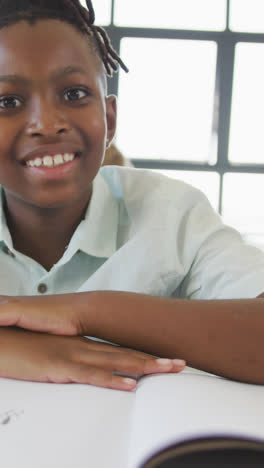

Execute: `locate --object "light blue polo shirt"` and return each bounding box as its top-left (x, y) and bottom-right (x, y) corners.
top-left (0, 166), bottom-right (263, 299)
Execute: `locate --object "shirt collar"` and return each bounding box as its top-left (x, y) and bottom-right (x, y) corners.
top-left (0, 170), bottom-right (119, 260)
top-left (61, 172), bottom-right (119, 263)
top-left (76, 170), bottom-right (119, 258)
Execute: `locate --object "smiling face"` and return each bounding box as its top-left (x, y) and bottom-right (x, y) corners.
top-left (0, 18), bottom-right (116, 210)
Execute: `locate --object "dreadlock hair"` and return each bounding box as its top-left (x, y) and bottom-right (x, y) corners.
top-left (0, 0), bottom-right (129, 77)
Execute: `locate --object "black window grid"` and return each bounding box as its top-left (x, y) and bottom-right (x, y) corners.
top-left (104, 0), bottom-right (264, 214)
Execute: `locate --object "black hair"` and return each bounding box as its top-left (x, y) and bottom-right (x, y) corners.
top-left (0, 0), bottom-right (128, 77)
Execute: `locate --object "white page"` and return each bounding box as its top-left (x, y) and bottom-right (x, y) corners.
top-left (0, 378), bottom-right (135, 468)
top-left (127, 369), bottom-right (264, 468)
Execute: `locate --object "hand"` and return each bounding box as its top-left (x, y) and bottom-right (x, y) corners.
top-left (0, 294), bottom-right (79, 335)
top-left (0, 328), bottom-right (186, 390)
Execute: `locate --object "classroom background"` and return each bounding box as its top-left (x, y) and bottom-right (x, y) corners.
top-left (83, 0), bottom-right (264, 250)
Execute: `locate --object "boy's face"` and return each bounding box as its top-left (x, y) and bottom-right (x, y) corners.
top-left (0, 19), bottom-right (116, 209)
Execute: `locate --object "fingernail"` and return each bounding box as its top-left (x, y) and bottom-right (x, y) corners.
top-left (172, 359), bottom-right (186, 366)
top-left (122, 378), bottom-right (136, 385)
top-left (156, 359), bottom-right (172, 366)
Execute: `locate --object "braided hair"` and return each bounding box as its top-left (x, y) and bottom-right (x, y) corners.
top-left (0, 0), bottom-right (128, 77)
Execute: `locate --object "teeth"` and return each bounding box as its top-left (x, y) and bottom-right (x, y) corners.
top-left (43, 156), bottom-right (53, 168)
top-left (26, 152), bottom-right (75, 168)
top-left (64, 153), bottom-right (74, 162)
top-left (34, 158), bottom-right (42, 167)
top-left (54, 154), bottom-right (64, 166)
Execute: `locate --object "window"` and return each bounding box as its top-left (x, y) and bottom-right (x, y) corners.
top-left (99, 1), bottom-right (264, 243)
top-left (114, 0), bottom-right (227, 31)
top-left (230, 0), bottom-right (264, 33)
top-left (228, 43), bottom-right (264, 164)
top-left (117, 38), bottom-right (217, 162)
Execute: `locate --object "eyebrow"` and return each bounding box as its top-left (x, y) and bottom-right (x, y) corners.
top-left (0, 66), bottom-right (87, 85)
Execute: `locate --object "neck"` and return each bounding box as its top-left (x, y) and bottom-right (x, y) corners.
top-left (3, 190), bottom-right (92, 271)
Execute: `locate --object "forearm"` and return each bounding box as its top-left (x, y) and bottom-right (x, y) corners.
top-left (78, 291), bottom-right (264, 385)
top-left (2, 291), bottom-right (264, 385)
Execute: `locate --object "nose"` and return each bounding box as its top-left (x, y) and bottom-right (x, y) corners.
top-left (25, 97), bottom-right (71, 137)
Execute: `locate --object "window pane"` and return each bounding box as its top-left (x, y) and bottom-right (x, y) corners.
top-left (80, 0), bottom-right (111, 26)
top-left (228, 43), bottom-right (264, 165)
top-left (116, 39), bottom-right (217, 162)
top-left (114, 0), bottom-right (226, 31)
top-left (222, 174), bottom-right (264, 248)
top-left (152, 170), bottom-right (220, 211)
top-left (230, 0), bottom-right (264, 33)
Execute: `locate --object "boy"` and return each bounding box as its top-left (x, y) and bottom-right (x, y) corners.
top-left (0, 0), bottom-right (263, 391)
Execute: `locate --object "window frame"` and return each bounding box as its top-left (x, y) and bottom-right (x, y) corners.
top-left (104, 0), bottom-right (264, 214)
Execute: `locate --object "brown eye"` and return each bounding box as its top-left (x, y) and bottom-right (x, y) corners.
top-left (0, 96), bottom-right (21, 109)
top-left (64, 88), bottom-right (88, 101)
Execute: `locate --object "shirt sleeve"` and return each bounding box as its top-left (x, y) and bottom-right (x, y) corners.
top-left (177, 191), bottom-right (264, 300)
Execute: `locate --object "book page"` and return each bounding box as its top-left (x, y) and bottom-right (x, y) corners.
top-left (0, 377), bottom-right (134, 468)
top-left (127, 368), bottom-right (264, 468)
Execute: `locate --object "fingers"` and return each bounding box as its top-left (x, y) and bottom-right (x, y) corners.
top-left (54, 345), bottom-right (186, 390)
top-left (56, 364), bottom-right (137, 391)
top-left (46, 338), bottom-right (186, 390)
top-left (57, 358), bottom-right (185, 391)
top-left (82, 339), bottom-right (186, 373)
top-left (0, 328), bottom-right (186, 391)
top-left (0, 296), bottom-right (78, 335)
top-left (0, 298), bottom-right (20, 327)
top-left (77, 350), bottom-right (185, 374)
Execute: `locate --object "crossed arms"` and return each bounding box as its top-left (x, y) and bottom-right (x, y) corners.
top-left (0, 290), bottom-right (263, 389)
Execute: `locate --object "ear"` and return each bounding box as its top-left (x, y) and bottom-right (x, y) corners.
top-left (105, 95), bottom-right (117, 145)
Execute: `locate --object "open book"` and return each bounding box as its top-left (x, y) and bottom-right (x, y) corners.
top-left (1, 366), bottom-right (264, 468)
